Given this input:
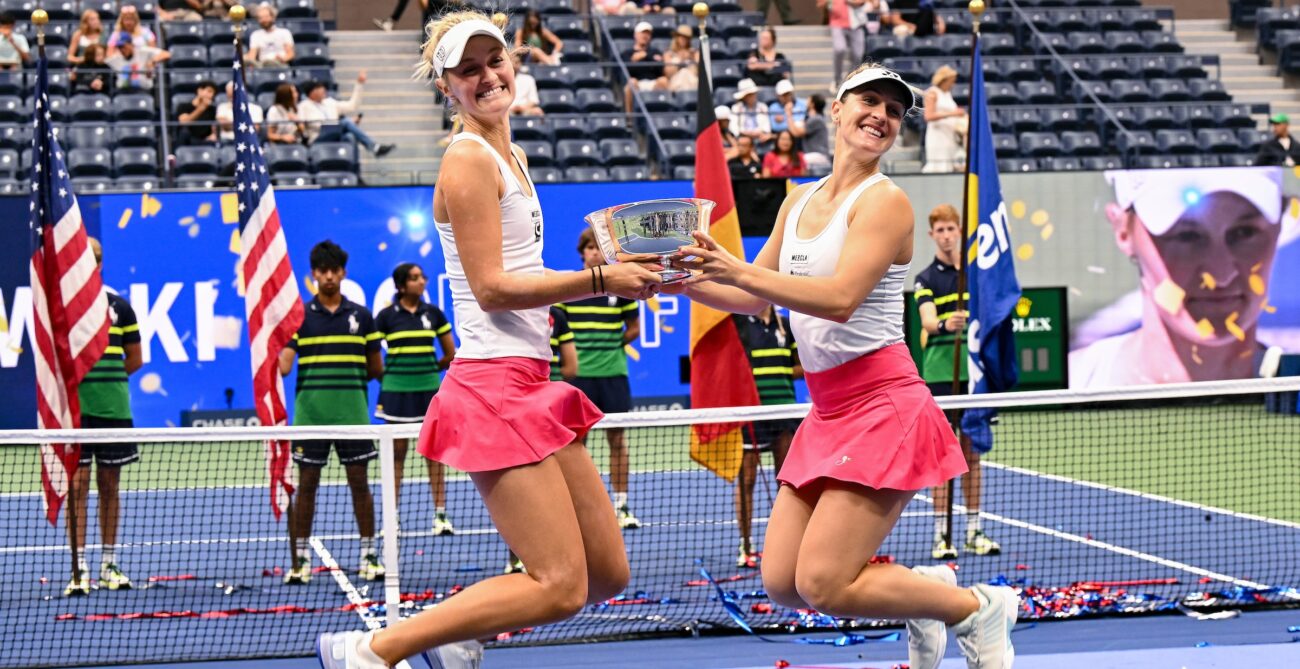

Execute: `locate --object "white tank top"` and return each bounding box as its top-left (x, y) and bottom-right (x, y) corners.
top-left (434, 133), bottom-right (550, 361)
top-left (778, 173), bottom-right (910, 373)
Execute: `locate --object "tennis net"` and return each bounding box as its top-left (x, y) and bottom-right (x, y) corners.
top-left (1, 377), bottom-right (1297, 667)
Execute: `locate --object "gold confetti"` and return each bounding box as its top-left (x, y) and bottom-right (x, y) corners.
top-left (1154, 279), bottom-right (1186, 316)
top-left (662, 325), bottom-right (674, 333)
top-left (1039, 223), bottom-right (1054, 241)
top-left (1011, 200), bottom-right (1027, 219)
top-left (1196, 318), bottom-right (1215, 339)
top-left (1225, 312), bottom-right (1245, 341)
top-left (1240, 349), bottom-right (1254, 359)
top-left (1017, 243), bottom-right (1034, 261)
top-left (228, 229), bottom-right (241, 254)
top-left (624, 344), bottom-right (640, 362)
top-left (1290, 198), bottom-right (1300, 220)
top-left (1200, 272), bottom-right (1217, 290)
top-left (1263, 300), bottom-right (1277, 314)
top-left (220, 193), bottom-right (240, 223)
top-left (197, 202), bottom-right (212, 218)
top-left (187, 225), bottom-right (200, 238)
top-left (1191, 345), bottom-right (1203, 365)
top-left (1015, 296), bottom-right (1032, 318)
top-left (140, 193), bottom-right (162, 218)
top-left (117, 209), bottom-right (133, 229)
top-left (179, 216), bottom-right (195, 227)
top-left (304, 277), bottom-right (317, 296)
top-left (378, 242), bottom-right (388, 251)
top-left (1249, 274), bottom-right (1266, 295)
top-left (646, 297), bottom-right (661, 312)
top-left (1030, 210), bottom-right (1049, 227)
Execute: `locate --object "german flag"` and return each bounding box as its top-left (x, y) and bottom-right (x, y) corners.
top-left (688, 44), bottom-right (760, 482)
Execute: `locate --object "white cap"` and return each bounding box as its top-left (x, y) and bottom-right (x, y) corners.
top-left (775, 79), bottom-right (794, 96)
top-left (835, 66), bottom-right (919, 112)
top-left (733, 78), bottom-right (759, 100)
top-left (634, 21), bottom-right (653, 33)
top-left (1105, 167), bottom-right (1283, 235)
top-left (431, 19), bottom-right (508, 78)
top-left (714, 105), bottom-right (731, 121)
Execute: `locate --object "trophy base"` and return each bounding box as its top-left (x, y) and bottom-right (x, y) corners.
top-left (659, 269), bottom-right (692, 284)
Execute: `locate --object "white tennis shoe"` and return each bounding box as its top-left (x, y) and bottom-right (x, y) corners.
top-left (317, 631), bottom-right (386, 669)
top-left (953, 584), bottom-right (1019, 669)
top-left (907, 564), bottom-right (957, 669)
top-left (424, 639), bottom-right (484, 669)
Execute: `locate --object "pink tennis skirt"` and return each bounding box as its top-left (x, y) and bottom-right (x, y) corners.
top-left (417, 357), bottom-right (604, 472)
top-left (778, 343), bottom-right (967, 491)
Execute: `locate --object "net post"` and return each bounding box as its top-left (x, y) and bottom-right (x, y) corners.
top-left (378, 433), bottom-right (401, 628)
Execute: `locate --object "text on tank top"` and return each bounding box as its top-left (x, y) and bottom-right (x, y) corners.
top-left (778, 173), bottom-right (910, 373)
top-left (434, 133), bottom-right (551, 361)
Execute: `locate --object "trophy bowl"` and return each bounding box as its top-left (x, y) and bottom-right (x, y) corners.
top-left (584, 198), bottom-right (715, 284)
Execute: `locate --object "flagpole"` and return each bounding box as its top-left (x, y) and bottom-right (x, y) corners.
top-left (946, 0), bottom-right (985, 550)
top-left (695, 3), bottom-right (713, 91)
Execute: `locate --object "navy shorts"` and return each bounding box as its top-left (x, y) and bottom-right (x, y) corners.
top-left (569, 376), bottom-right (631, 415)
top-left (743, 418), bottom-right (801, 451)
top-left (375, 390), bottom-right (435, 423)
top-left (293, 439), bottom-right (377, 467)
top-left (78, 415), bottom-right (139, 467)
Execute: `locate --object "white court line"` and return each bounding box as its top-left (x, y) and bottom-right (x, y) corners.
top-left (309, 537), bottom-right (414, 669)
top-left (915, 492), bottom-right (1299, 598)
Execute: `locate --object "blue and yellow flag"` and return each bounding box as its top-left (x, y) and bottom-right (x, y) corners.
top-left (960, 45), bottom-right (1021, 453)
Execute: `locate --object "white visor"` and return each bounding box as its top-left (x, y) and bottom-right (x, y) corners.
top-left (835, 67), bottom-right (920, 112)
top-left (1105, 167), bottom-right (1283, 236)
top-left (432, 19), bottom-right (508, 78)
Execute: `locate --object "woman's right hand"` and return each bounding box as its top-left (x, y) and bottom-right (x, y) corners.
top-left (599, 262), bottom-right (663, 301)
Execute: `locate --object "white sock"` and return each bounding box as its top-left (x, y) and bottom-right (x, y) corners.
top-left (967, 512), bottom-right (982, 536)
top-left (355, 630), bottom-right (387, 667)
top-left (360, 536), bottom-right (375, 560)
top-left (101, 545), bottom-right (117, 567)
top-left (295, 538), bottom-right (310, 561)
top-left (77, 558), bottom-right (89, 576)
top-left (614, 492), bottom-right (628, 509)
top-left (934, 516), bottom-right (947, 539)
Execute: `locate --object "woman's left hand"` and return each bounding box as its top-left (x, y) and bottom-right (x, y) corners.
top-left (674, 230), bottom-right (749, 287)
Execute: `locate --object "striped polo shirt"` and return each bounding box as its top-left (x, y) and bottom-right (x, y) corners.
top-left (548, 305), bottom-right (574, 381)
top-left (78, 293), bottom-right (139, 420)
top-left (733, 313), bottom-right (798, 405)
top-left (375, 301), bottom-right (452, 393)
top-left (913, 257), bottom-right (969, 383)
top-left (558, 296), bottom-right (637, 378)
top-left (289, 296), bottom-right (382, 426)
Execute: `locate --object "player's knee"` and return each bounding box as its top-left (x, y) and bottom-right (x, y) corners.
top-left (762, 568), bottom-right (803, 609)
top-left (794, 565), bottom-right (853, 616)
top-left (536, 569), bottom-right (589, 620)
top-left (586, 558), bottom-right (630, 603)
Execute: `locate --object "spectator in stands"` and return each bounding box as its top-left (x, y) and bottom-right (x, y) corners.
top-left (745, 28), bottom-right (791, 88)
top-left (516, 9), bottom-right (564, 65)
top-left (769, 79), bottom-right (807, 136)
top-left (266, 82), bottom-right (305, 144)
top-left (629, 0), bottom-right (675, 14)
top-left (69, 9), bottom-right (105, 66)
top-left (1255, 113), bottom-right (1300, 167)
top-left (622, 21), bottom-right (664, 113)
top-left (802, 93), bottom-right (831, 170)
top-left (729, 134), bottom-right (762, 180)
top-left (70, 44), bottom-right (111, 94)
top-left (374, 0), bottom-right (451, 33)
top-left (204, 0), bottom-right (241, 20)
top-left (821, 0), bottom-right (866, 87)
top-left (0, 13), bottom-right (29, 72)
top-left (731, 78), bottom-right (773, 146)
top-left (716, 105), bottom-right (740, 160)
top-left (107, 35), bottom-right (170, 91)
top-left (217, 80), bottom-right (264, 143)
top-left (176, 79), bottom-right (219, 146)
top-left (300, 75), bottom-right (396, 157)
top-left (510, 51), bottom-right (544, 116)
top-left (894, 0), bottom-right (945, 38)
top-left (923, 64), bottom-right (966, 173)
top-left (160, 0), bottom-right (204, 22)
top-left (593, 0), bottom-right (641, 15)
top-left (107, 5), bottom-right (157, 59)
top-left (757, 0), bottom-right (798, 26)
top-left (663, 24), bottom-right (698, 92)
top-left (762, 129), bottom-right (806, 178)
top-left (247, 3), bottom-right (295, 69)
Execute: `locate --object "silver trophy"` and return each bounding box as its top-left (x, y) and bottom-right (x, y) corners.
top-left (584, 198), bottom-right (715, 284)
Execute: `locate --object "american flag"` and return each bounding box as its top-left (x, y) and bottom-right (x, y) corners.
top-left (28, 57), bottom-right (110, 525)
top-left (230, 59), bottom-right (305, 518)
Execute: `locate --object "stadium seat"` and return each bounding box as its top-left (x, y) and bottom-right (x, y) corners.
top-left (609, 165), bottom-right (650, 181)
top-left (66, 124), bottom-right (113, 150)
top-left (565, 64), bottom-right (606, 89)
top-left (1043, 108), bottom-right (1084, 133)
top-left (510, 116), bottom-right (552, 142)
top-left (1134, 106), bottom-right (1177, 131)
top-left (1197, 129), bottom-right (1241, 153)
top-left (208, 44), bottom-right (238, 67)
top-left (937, 34), bottom-right (969, 57)
top-left (0, 124), bottom-right (31, 151)
top-left (175, 146), bottom-right (219, 175)
top-left (1149, 79), bottom-right (1192, 102)
top-left (308, 142), bottom-right (357, 173)
top-left (170, 69), bottom-right (217, 94)
top-left (550, 116), bottom-right (587, 139)
top-left (538, 89), bottom-right (577, 114)
top-left (277, 0), bottom-right (319, 19)
top-left (980, 33), bottom-right (1017, 55)
top-left (46, 96), bottom-right (69, 122)
top-left (113, 123), bottom-right (156, 147)
top-left (1019, 132), bottom-right (1063, 158)
top-left (163, 20), bottom-right (206, 44)
top-left (0, 96), bottom-right (26, 123)
top-left (314, 172), bottom-right (359, 188)
top-left (1006, 108), bottom-right (1040, 134)
top-left (113, 94), bottom-right (156, 122)
top-left (266, 144), bottom-right (309, 173)
top-left (530, 166), bottom-right (562, 183)
top-left (1001, 59), bottom-right (1041, 83)
top-left (273, 172), bottom-right (313, 187)
top-left (910, 36), bottom-right (943, 58)
top-left (1061, 131), bottom-right (1103, 156)
top-left (170, 45), bottom-right (209, 69)
top-left (599, 138), bottom-right (641, 166)
top-left (113, 147), bottom-right (157, 176)
top-left (1236, 128), bottom-right (1268, 153)
top-left (205, 21), bottom-right (239, 46)
top-left (1105, 32), bottom-right (1144, 53)
top-left (1188, 79), bottom-right (1231, 101)
top-left (984, 82), bottom-right (1017, 106)
top-left (545, 15), bottom-right (588, 40)
top-left (0, 71), bottom-right (21, 97)
top-left (295, 44), bottom-right (331, 67)
top-left (119, 0), bottom-right (157, 21)
top-left (672, 90), bottom-right (697, 112)
top-left (1168, 56), bottom-right (1208, 78)
top-left (0, 178), bottom-right (25, 194)
top-left (659, 139), bottom-right (695, 166)
top-left (1067, 32), bottom-right (1108, 54)
top-left (38, 0), bottom-right (77, 20)
top-left (0, 148), bottom-right (17, 179)
top-left (1155, 129), bottom-right (1197, 154)
top-left (650, 114), bottom-right (694, 140)
top-left (711, 61), bottom-right (743, 89)
top-left (673, 165), bottom-right (695, 180)
top-left (1134, 155), bottom-right (1179, 169)
top-left (283, 19), bottom-right (325, 43)
top-left (1170, 105), bottom-right (1216, 130)
top-left (565, 41), bottom-right (595, 62)
top-left (531, 65), bottom-right (569, 90)
top-left (1081, 155), bottom-right (1124, 170)
top-left (576, 89), bottom-right (619, 113)
top-left (589, 115), bottom-right (632, 139)
top-left (1040, 156), bottom-right (1083, 171)
top-left (250, 69), bottom-right (293, 95)
top-left (72, 177), bottom-right (113, 193)
top-left (537, 0), bottom-right (577, 15)
top-left (727, 35), bottom-right (757, 55)
top-left (564, 166), bottom-right (610, 182)
top-left (1072, 80), bottom-right (1113, 103)
top-left (1144, 31), bottom-right (1183, 53)
top-left (603, 16), bottom-right (638, 39)
top-left (1213, 104), bottom-right (1256, 129)
top-left (992, 133), bottom-right (1019, 158)
top-left (716, 12), bottom-right (763, 38)
top-left (517, 140), bottom-right (555, 167)
top-left (866, 35), bottom-right (908, 60)
top-left (1116, 130), bottom-right (1156, 155)
top-left (45, 45), bottom-right (69, 68)
top-left (1221, 153), bottom-right (1257, 167)
top-left (638, 90), bottom-right (677, 113)
top-left (1110, 79), bottom-right (1152, 103)
top-left (67, 147), bottom-right (112, 178)
top-left (556, 139), bottom-right (602, 168)
top-left (998, 158), bottom-right (1038, 172)
top-left (1016, 81), bottom-right (1057, 105)
top-left (1033, 32), bottom-right (1069, 55)
top-left (114, 175), bottom-right (159, 191)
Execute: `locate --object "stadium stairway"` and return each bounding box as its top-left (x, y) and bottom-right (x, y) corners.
top-left (328, 29), bottom-right (446, 185)
top-left (1177, 17), bottom-right (1291, 128)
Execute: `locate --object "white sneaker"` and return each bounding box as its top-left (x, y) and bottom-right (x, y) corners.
top-left (953, 584), bottom-right (1018, 669)
top-left (358, 553), bottom-right (385, 581)
top-left (284, 556), bottom-right (312, 584)
top-left (317, 630), bottom-right (387, 669)
top-left (424, 639), bottom-right (484, 669)
top-left (433, 512), bottom-right (456, 536)
top-left (907, 565), bottom-right (957, 669)
top-left (617, 505), bottom-right (641, 530)
top-left (63, 574), bottom-right (90, 597)
top-left (372, 18), bottom-right (393, 32)
top-left (99, 563), bottom-right (133, 590)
